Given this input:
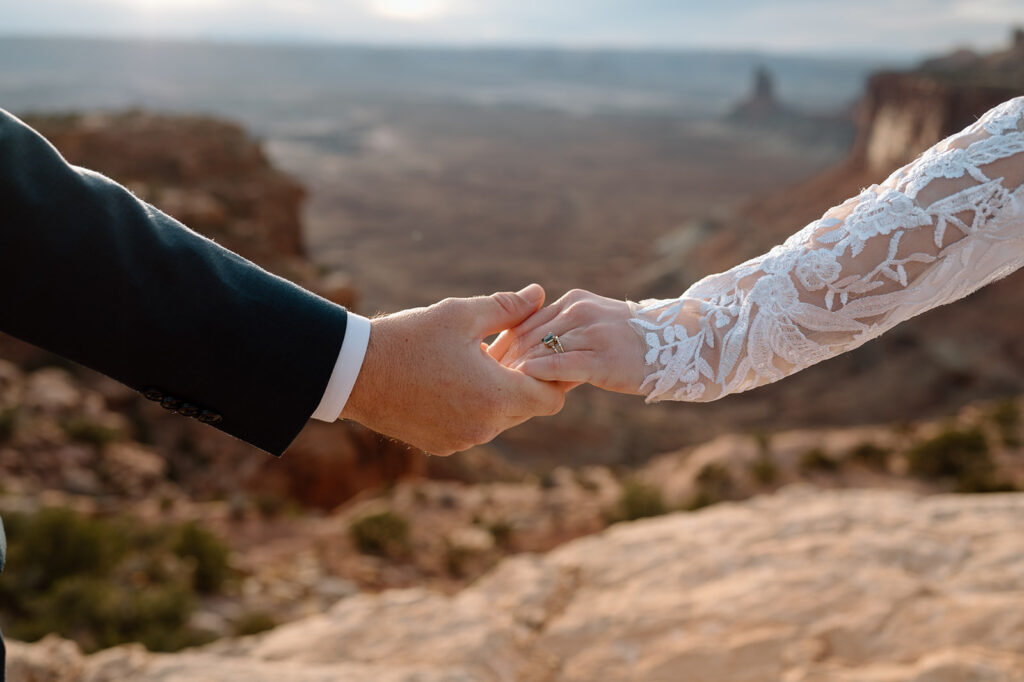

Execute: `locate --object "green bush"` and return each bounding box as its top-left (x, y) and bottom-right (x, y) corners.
top-left (349, 511), bottom-right (410, 558)
top-left (0, 406), bottom-right (19, 443)
top-left (848, 442), bottom-right (890, 470)
top-left (62, 416), bottom-right (121, 447)
top-left (907, 426), bottom-right (1012, 492)
top-left (487, 520), bottom-right (514, 549)
top-left (681, 464), bottom-right (729, 510)
top-left (686, 462), bottom-right (735, 511)
top-left (2, 508), bottom-right (124, 592)
top-left (233, 610), bottom-right (278, 636)
top-left (614, 480), bottom-right (668, 521)
top-left (20, 575), bottom-right (205, 652)
top-left (799, 448), bottom-right (839, 474)
top-left (172, 522), bottom-right (231, 594)
top-left (445, 544), bottom-right (474, 578)
top-left (254, 494), bottom-right (287, 519)
top-left (990, 398), bottom-right (1020, 447)
top-left (748, 455), bottom-right (778, 485)
top-left (0, 507), bottom-right (229, 653)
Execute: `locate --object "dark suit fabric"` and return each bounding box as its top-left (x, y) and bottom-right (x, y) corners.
top-left (0, 108), bottom-right (349, 456)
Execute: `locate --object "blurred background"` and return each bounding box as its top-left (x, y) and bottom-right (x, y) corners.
top-left (2, 1), bottom-right (1024, 680)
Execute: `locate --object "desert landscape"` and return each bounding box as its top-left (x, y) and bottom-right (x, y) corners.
top-left (2, 25), bottom-right (1024, 682)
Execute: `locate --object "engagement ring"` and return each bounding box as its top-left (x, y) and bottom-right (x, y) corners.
top-left (542, 332), bottom-right (564, 354)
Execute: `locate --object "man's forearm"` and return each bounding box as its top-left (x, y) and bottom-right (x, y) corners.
top-left (0, 108), bottom-right (348, 455)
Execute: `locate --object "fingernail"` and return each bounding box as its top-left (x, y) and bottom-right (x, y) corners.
top-left (517, 283), bottom-right (543, 304)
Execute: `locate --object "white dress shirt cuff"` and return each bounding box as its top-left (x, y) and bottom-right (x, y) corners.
top-left (311, 312), bottom-right (371, 422)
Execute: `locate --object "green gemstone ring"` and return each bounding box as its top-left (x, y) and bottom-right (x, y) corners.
top-left (542, 332), bottom-right (564, 354)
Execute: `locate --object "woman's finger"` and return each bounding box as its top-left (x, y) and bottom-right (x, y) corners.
top-left (518, 350), bottom-right (598, 384)
top-left (498, 303), bottom-right (569, 364)
top-left (486, 328), bottom-right (515, 360)
top-left (510, 327), bottom-right (588, 369)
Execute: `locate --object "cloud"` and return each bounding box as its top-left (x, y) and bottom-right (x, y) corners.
top-left (366, 0), bottom-right (458, 22)
top-left (92, 0), bottom-right (240, 11)
top-left (952, 0), bottom-right (1024, 24)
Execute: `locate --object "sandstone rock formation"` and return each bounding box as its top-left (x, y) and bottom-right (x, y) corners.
top-left (10, 486), bottom-right (1024, 681)
top-left (726, 66), bottom-right (854, 149)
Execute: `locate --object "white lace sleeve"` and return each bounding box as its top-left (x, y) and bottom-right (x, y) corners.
top-left (632, 96), bottom-right (1024, 402)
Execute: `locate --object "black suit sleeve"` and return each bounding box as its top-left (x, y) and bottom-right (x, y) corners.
top-left (0, 109), bottom-right (348, 456)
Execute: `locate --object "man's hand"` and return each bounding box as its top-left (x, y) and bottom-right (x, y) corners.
top-left (340, 284), bottom-right (567, 455)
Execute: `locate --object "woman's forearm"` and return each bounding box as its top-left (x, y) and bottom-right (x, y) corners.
top-left (631, 97), bottom-right (1024, 402)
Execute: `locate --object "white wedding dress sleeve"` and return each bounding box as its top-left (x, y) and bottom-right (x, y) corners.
top-left (630, 96), bottom-right (1024, 402)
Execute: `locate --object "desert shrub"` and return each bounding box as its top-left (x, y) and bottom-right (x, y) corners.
top-left (349, 510), bottom-right (410, 558)
top-left (539, 471), bottom-right (558, 489)
top-left (907, 427), bottom-right (1012, 492)
top-left (487, 520), bottom-right (514, 549)
top-left (686, 490), bottom-right (717, 511)
top-left (0, 406), bottom-right (19, 443)
top-left (0, 507), bottom-right (227, 653)
top-left (685, 463), bottom-right (736, 511)
top-left (253, 493), bottom-right (288, 519)
top-left (799, 448), bottom-right (839, 474)
top-left (445, 543), bottom-right (474, 578)
top-left (62, 416), bottom-right (121, 447)
top-left (1, 508), bottom-right (125, 593)
top-left (20, 575), bottom-right (207, 652)
top-left (233, 610), bottom-right (278, 636)
top-left (614, 480), bottom-right (668, 521)
top-left (848, 442), bottom-right (890, 470)
top-left (172, 522), bottom-right (231, 594)
top-left (749, 455), bottom-right (778, 485)
top-left (990, 398), bottom-right (1020, 447)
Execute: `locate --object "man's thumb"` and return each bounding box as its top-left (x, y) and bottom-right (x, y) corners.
top-left (477, 283), bottom-right (545, 335)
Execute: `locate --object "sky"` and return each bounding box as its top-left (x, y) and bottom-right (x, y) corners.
top-left (0, 0), bottom-right (1020, 56)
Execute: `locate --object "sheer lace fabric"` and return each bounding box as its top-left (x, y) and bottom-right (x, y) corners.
top-left (631, 96), bottom-right (1024, 402)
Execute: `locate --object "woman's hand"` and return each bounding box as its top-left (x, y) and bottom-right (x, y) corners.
top-left (487, 289), bottom-right (646, 395)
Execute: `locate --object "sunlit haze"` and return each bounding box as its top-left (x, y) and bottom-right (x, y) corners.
top-left (367, 0), bottom-right (454, 22)
top-left (0, 0), bottom-right (1020, 55)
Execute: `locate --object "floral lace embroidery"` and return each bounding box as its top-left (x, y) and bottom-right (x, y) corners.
top-left (632, 96), bottom-right (1024, 403)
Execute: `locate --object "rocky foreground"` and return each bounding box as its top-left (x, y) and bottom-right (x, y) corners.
top-left (11, 486), bottom-right (1024, 681)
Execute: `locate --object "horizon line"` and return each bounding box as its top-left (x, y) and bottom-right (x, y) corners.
top-left (0, 30), bottom-right (929, 62)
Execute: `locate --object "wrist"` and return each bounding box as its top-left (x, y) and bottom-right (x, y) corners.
top-left (340, 316), bottom-right (388, 425)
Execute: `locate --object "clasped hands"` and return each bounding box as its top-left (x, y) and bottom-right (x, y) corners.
top-left (340, 284), bottom-right (644, 455)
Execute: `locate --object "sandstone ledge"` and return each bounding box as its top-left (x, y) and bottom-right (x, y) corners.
top-left (10, 486), bottom-right (1024, 681)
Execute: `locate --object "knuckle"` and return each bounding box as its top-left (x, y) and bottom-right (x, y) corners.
top-left (434, 297), bottom-right (461, 315)
top-left (564, 288), bottom-right (587, 304)
top-left (491, 292), bottom-right (521, 318)
top-left (564, 302), bottom-right (588, 324)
